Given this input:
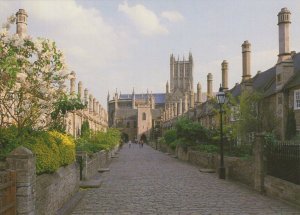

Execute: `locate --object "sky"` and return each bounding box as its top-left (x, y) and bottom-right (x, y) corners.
top-left (1, 0), bottom-right (300, 108)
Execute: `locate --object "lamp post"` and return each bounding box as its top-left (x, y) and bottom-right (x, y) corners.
top-left (216, 86), bottom-right (226, 179)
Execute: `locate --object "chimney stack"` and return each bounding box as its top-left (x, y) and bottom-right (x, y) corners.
top-left (207, 73), bottom-right (213, 99)
top-left (16, 9), bottom-right (28, 38)
top-left (197, 82), bottom-right (202, 103)
top-left (242, 41), bottom-right (251, 82)
top-left (78, 81), bottom-right (83, 101)
top-left (221, 60), bottom-right (228, 90)
top-left (277, 8), bottom-right (291, 63)
top-left (70, 71), bottom-right (76, 96)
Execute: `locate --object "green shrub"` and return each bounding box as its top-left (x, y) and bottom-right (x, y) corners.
top-left (164, 129), bottom-right (177, 145)
top-left (0, 126), bottom-right (75, 175)
top-left (176, 117), bottom-right (209, 144)
top-left (75, 128), bottom-right (121, 153)
top-left (194, 144), bottom-right (219, 153)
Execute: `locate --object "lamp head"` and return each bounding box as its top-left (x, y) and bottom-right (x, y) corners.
top-left (217, 84), bottom-right (226, 104)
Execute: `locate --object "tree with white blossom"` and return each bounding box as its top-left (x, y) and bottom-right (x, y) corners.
top-left (0, 14), bottom-right (70, 133)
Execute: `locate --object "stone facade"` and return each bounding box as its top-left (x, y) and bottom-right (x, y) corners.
top-left (107, 90), bottom-right (164, 141)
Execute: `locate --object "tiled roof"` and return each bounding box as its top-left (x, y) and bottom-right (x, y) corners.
top-left (119, 93), bottom-right (165, 104)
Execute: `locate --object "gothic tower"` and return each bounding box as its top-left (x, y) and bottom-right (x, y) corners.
top-left (169, 52), bottom-right (194, 94)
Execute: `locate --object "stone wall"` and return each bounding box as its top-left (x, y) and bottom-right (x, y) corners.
top-left (188, 151), bottom-right (216, 169)
top-left (264, 175), bottom-right (300, 206)
top-left (5, 145), bottom-right (119, 214)
top-left (176, 145), bottom-right (189, 161)
top-left (80, 145), bottom-right (119, 180)
top-left (36, 163), bottom-right (79, 215)
top-left (224, 157), bottom-right (254, 187)
top-left (80, 150), bottom-right (107, 180)
top-left (187, 149), bottom-right (254, 186)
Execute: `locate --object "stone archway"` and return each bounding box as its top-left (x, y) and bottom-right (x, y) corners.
top-left (140, 134), bottom-right (147, 143)
top-left (121, 132), bottom-right (129, 143)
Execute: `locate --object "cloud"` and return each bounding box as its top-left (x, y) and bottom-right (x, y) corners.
top-left (161, 11), bottom-right (184, 22)
top-left (0, 0), bottom-right (131, 106)
top-left (118, 1), bottom-right (168, 36)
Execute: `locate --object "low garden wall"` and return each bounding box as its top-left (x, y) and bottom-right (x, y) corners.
top-left (78, 145), bottom-right (119, 180)
top-left (36, 163), bottom-right (79, 215)
top-left (5, 145), bottom-right (119, 214)
top-left (187, 149), bottom-right (254, 186)
top-left (264, 175), bottom-right (300, 206)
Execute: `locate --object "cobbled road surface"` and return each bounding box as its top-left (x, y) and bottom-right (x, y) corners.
top-left (71, 144), bottom-right (300, 215)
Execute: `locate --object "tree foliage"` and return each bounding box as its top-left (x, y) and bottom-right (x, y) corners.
top-left (175, 117), bottom-right (209, 143)
top-left (0, 15), bottom-right (69, 133)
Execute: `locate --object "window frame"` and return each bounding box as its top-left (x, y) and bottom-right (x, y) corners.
top-left (294, 89), bottom-right (300, 110)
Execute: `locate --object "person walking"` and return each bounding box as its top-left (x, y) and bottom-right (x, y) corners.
top-left (141, 140), bottom-right (144, 148)
top-left (128, 140), bottom-right (132, 148)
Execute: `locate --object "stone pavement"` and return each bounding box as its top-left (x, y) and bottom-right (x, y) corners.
top-left (71, 144), bottom-right (300, 215)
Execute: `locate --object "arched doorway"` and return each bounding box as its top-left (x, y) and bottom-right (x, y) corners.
top-left (140, 134), bottom-right (147, 143)
top-left (121, 132), bottom-right (129, 143)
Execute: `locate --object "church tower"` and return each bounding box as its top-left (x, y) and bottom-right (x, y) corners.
top-left (169, 52), bottom-right (194, 95)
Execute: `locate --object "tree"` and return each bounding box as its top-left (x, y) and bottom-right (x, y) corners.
top-left (0, 15), bottom-right (69, 134)
top-left (236, 91), bottom-right (263, 144)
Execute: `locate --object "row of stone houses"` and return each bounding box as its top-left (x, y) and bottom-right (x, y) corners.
top-left (66, 71), bottom-right (108, 138)
top-left (162, 7), bottom-right (300, 141)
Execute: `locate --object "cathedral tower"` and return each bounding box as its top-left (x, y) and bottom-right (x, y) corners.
top-left (169, 52), bottom-right (193, 94)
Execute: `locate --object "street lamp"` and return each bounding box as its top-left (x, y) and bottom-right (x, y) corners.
top-left (216, 86), bottom-right (226, 179)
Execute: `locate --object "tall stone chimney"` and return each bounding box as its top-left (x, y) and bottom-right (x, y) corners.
top-left (132, 88), bottom-right (135, 109)
top-left (242, 41), bottom-right (251, 82)
top-left (70, 71), bottom-right (76, 96)
top-left (166, 81), bottom-right (169, 94)
top-left (78, 81), bottom-right (83, 100)
top-left (221, 60), bottom-right (228, 90)
top-left (277, 8), bottom-right (291, 63)
top-left (89, 94), bottom-right (93, 112)
top-left (197, 82), bottom-right (202, 103)
top-left (207, 73), bottom-right (213, 99)
top-left (84, 88), bottom-right (89, 105)
top-left (16, 9), bottom-right (28, 38)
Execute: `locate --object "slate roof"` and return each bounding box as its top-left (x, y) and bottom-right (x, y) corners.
top-left (119, 93), bottom-right (165, 104)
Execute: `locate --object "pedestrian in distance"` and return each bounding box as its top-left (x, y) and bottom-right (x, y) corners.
top-left (141, 140), bottom-right (144, 148)
top-left (128, 140), bottom-right (132, 148)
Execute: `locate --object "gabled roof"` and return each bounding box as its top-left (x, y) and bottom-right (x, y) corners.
top-left (284, 53), bottom-right (300, 89)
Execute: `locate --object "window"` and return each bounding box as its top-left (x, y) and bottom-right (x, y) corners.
top-left (133, 121), bottom-right (137, 128)
top-left (142, 113), bottom-right (146, 120)
top-left (277, 74), bottom-right (281, 83)
top-left (294, 90), bottom-right (300, 110)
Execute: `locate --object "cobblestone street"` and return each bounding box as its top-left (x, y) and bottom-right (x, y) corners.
top-left (71, 144), bottom-right (300, 215)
